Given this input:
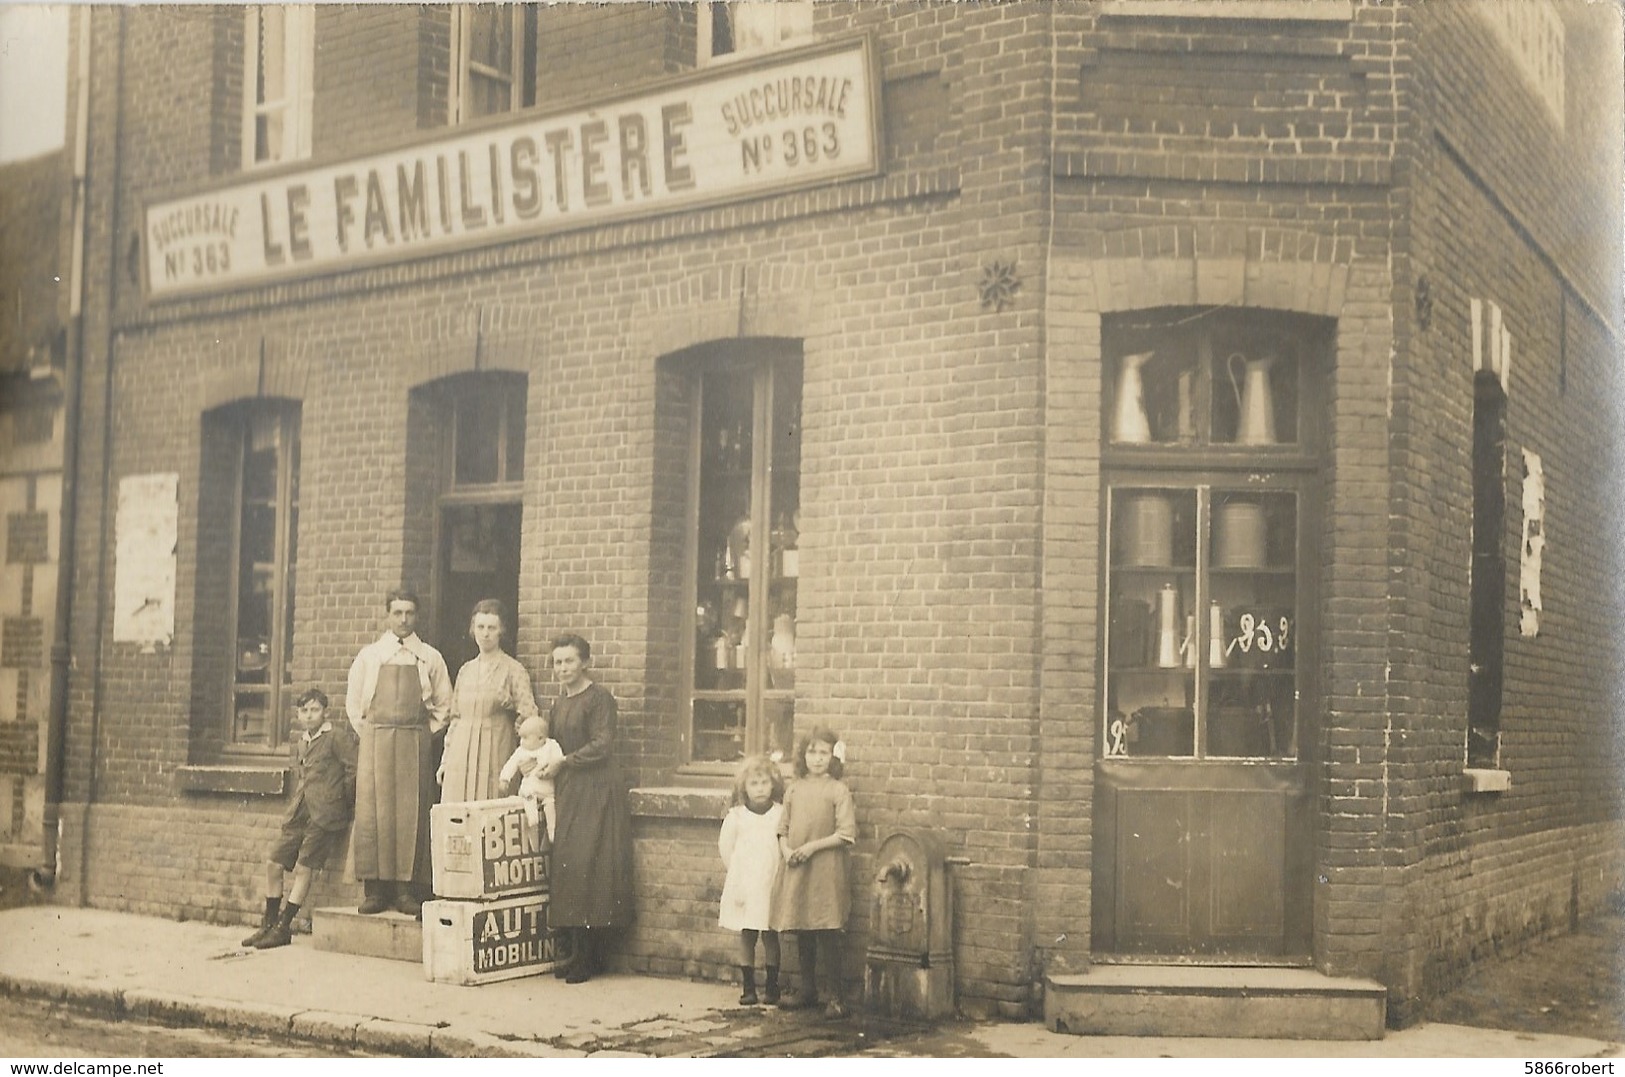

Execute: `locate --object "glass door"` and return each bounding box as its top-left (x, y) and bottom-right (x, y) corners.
top-left (1093, 308), bottom-right (1324, 960)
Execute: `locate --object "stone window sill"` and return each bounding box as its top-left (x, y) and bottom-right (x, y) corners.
top-left (175, 764), bottom-right (288, 796)
top-left (629, 786), bottom-right (731, 821)
top-left (1462, 768), bottom-right (1512, 794)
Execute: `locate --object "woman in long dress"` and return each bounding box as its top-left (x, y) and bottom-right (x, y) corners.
top-left (437, 599), bottom-right (539, 804)
top-left (532, 632), bottom-right (634, 983)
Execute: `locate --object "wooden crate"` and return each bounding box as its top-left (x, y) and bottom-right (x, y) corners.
top-left (421, 893), bottom-right (570, 985)
top-left (430, 796), bottom-right (549, 900)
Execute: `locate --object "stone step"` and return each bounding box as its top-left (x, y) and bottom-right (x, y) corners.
top-left (311, 905), bottom-right (423, 964)
top-left (1045, 965), bottom-right (1387, 1040)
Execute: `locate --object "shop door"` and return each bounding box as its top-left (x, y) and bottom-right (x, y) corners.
top-left (435, 502), bottom-right (522, 675)
top-left (1090, 311), bottom-right (1325, 961)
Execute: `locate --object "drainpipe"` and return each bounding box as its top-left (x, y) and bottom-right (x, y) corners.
top-left (35, 5), bottom-right (95, 891)
top-left (75, 5), bottom-right (129, 905)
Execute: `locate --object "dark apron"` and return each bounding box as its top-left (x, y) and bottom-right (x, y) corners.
top-left (352, 661), bottom-right (433, 884)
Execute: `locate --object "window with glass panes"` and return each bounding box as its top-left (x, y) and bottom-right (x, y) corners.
top-left (697, 1), bottom-right (813, 65)
top-left (452, 4), bottom-right (535, 123)
top-left (1100, 310), bottom-right (1324, 762)
top-left (242, 5), bottom-right (314, 168)
top-left (685, 351), bottom-right (801, 765)
top-left (431, 373), bottom-right (526, 675)
top-left (227, 404), bottom-right (301, 748)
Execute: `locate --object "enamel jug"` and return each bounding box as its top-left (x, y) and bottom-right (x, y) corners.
top-left (1227, 353), bottom-right (1278, 445)
top-left (1112, 352), bottom-right (1155, 443)
top-left (1155, 584), bottom-right (1182, 669)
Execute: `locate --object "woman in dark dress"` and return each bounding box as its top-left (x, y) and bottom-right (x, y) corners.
top-left (532, 633), bottom-right (634, 983)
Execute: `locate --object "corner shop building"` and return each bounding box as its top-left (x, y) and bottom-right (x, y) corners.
top-left (47, 2), bottom-right (1623, 1023)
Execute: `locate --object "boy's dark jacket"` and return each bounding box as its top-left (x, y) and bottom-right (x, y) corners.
top-left (287, 722), bottom-right (359, 830)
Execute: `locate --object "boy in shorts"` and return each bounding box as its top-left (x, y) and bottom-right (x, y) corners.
top-left (243, 688), bottom-right (359, 949)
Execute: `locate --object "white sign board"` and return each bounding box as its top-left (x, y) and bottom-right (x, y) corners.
top-left (113, 472), bottom-right (177, 649)
top-left (144, 36), bottom-right (879, 300)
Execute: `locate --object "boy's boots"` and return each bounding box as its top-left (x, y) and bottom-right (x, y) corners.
top-left (738, 966), bottom-right (758, 1006)
top-left (241, 898), bottom-right (281, 947)
top-left (763, 965), bottom-right (782, 1006)
top-left (253, 901), bottom-right (300, 949)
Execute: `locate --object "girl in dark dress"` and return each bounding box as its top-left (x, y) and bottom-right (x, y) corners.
top-left (531, 633), bottom-right (634, 983)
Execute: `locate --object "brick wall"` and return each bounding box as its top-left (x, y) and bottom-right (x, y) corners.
top-left (53, 0), bottom-right (1623, 1023)
top-left (312, 6), bottom-right (427, 157)
top-left (1382, 0), bottom-right (1625, 1019)
top-left (61, 3), bottom-right (1043, 1018)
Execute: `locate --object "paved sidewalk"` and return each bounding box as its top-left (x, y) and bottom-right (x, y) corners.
top-left (0, 906), bottom-right (1620, 1058)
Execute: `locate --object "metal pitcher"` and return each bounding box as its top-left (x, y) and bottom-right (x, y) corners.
top-left (1227, 352), bottom-right (1278, 445)
top-left (1112, 352), bottom-right (1155, 443)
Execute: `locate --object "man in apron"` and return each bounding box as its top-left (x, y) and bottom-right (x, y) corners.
top-left (345, 589), bottom-right (452, 917)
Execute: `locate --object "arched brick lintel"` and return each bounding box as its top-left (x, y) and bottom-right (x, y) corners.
top-left (198, 336), bottom-right (310, 411)
top-left (632, 263), bottom-right (834, 360)
top-left (1073, 227), bottom-right (1354, 318)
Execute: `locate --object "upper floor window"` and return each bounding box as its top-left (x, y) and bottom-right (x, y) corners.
top-left (452, 4), bottom-right (537, 123)
top-left (243, 5), bottom-right (314, 169)
top-left (698, 1), bottom-right (813, 66)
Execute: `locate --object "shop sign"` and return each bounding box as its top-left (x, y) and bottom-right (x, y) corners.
top-left (472, 901), bottom-right (556, 974)
top-left (143, 35), bottom-right (880, 300)
top-left (481, 808), bottom-right (546, 890)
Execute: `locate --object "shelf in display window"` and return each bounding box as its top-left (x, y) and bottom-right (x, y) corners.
top-left (1210, 566), bottom-right (1295, 577)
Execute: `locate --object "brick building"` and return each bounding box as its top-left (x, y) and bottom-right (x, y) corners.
top-left (46, 1), bottom-right (1621, 1026)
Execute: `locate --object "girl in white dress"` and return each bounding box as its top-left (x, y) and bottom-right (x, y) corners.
top-left (718, 754), bottom-right (785, 1005)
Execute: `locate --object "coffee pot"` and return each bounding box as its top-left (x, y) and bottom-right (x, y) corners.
top-left (1155, 583), bottom-right (1182, 668)
top-left (1227, 352), bottom-right (1278, 445)
top-left (1112, 352), bottom-right (1155, 443)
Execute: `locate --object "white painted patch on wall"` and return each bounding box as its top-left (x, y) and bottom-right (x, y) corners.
top-left (1520, 449), bottom-right (1544, 638)
top-left (113, 472), bottom-right (178, 650)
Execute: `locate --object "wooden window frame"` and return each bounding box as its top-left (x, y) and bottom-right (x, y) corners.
top-left (1100, 309), bottom-right (1327, 763)
top-left (241, 5), bottom-right (314, 170)
top-left (696, 1), bottom-right (815, 67)
top-left (451, 4), bottom-right (535, 124)
top-left (679, 348), bottom-right (802, 771)
top-left (223, 403), bottom-right (301, 752)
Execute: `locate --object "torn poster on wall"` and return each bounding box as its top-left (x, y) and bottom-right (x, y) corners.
top-left (114, 472), bottom-right (178, 650)
top-left (1520, 449), bottom-right (1544, 637)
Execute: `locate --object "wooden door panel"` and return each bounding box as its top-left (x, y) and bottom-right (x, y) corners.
top-left (1093, 762), bottom-right (1307, 958)
top-left (1206, 790), bottom-right (1286, 943)
top-left (1115, 790), bottom-right (1192, 940)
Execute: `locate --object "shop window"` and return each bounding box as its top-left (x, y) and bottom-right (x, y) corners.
top-left (1101, 310), bottom-right (1325, 761)
top-left (697, 1), bottom-right (813, 66)
top-left (223, 403), bottom-right (302, 749)
top-left (242, 5), bottom-right (314, 169)
top-left (451, 4), bottom-right (537, 123)
top-left (1467, 372), bottom-right (1507, 768)
top-left (683, 347), bottom-right (802, 766)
